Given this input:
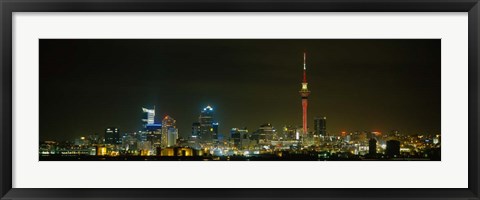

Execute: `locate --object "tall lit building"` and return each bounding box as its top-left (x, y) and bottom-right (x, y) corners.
top-left (199, 105), bottom-right (215, 143)
top-left (257, 123), bottom-right (275, 144)
top-left (282, 125), bottom-right (297, 140)
top-left (167, 127), bottom-right (178, 147)
top-left (230, 127), bottom-right (249, 149)
top-left (314, 117), bottom-right (327, 136)
top-left (142, 107), bottom-right (155, 127)
top-left (161, 115), bottom-right (176, 147)
top-left (146, 124), bottom-right (162, 147)
top-left (105, 127), bottom-right (120, 145)
top-left (142, 107), bottom-right (162, 147)
top-left (212, 122), bottom-right (219, 140)
top-left (191, 122), bottom-right (201, 137)
top-left (299, 52), bottom-right (311, 135)
top-left (230, 128), bottom-right (242, 149)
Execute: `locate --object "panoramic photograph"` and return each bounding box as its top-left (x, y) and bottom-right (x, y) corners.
top-left (39, 39), bottom-right (441, 161)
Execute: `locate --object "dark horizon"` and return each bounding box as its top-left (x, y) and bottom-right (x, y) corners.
top-left (40, 39), bottom-right (441, 141)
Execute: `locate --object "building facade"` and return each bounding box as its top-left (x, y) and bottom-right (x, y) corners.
top-left (167, 127), bottom-right (178, 147)
top-left (161, 115), bottom-right (176, 147)
top-left (198, 105), bottom-right (216, 143)
top-left (314, 117), bottom-right (327, 137)
top-left (105, 127), bottom-right (120, 145)
top-left (142, 107), bottom-right (155, 127)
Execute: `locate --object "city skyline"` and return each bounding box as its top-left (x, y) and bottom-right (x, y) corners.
top-left (40, 39), bottom-right (440, 141)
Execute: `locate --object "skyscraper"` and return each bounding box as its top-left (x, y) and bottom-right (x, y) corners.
top-left (314, 117), bottom-right (327, 136)
top-left (212, 122), bottom-right (219, 141)
top-left (191, 122), bottom-right (201, 137)
top-left (282, 125), bottom-right (297, 140)
top-left (167, 127), bottom-right (178, 147)
top-left (142, 107), bottom-right (155, 127)
top-left (299, 52), bottom-right (311, 135)
top-left (257, 123), bottom-right (274, 144)
top-left (161, 115), bottom-right (176, 147)
top-left (230, 128), bottom-right (242, 149)
top-left (146, 123), bottom-right (162, 147)
top-left (230, 127), bottom-right (249, 150)
top-left (369, 138), bottom-right (377, 155)
top-left (142, 107), bottom-right (162, 147)
top-left (199, 105), bottom-right (214, 143)
top-left (105, 127), bottom-right (120, 145)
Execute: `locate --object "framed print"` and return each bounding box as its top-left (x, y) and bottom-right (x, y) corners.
top-left (1, 0), bottom-right (479, 200)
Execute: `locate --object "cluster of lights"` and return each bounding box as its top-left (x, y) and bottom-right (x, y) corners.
top-left (203, 105), bottom-right (213, 111)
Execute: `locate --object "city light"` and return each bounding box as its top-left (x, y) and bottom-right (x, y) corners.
top-left (39, 52), bottom-right (440, 161)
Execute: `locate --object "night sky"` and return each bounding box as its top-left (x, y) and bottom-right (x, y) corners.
top-left (40, 39), bottom-right (440, 141)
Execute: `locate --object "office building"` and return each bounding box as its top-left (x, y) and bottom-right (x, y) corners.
top-left (369, 138), bottom-right (377, 155)
top-left (192, 122), bottom-right (201, 137)
top-left (105, 127), bottom-right (120, 145)
top-left (314, 117), bottom-right (327, 136)
top-left (142, 107), bottom-right (155, 127)
top-left (386, 140), bottom-right (401, 157)
top-left (167, 127), bottom-right (178, 147)
top-left (161, 115), bottom-right (176, 147)
top-left (198, 105), bottom-right (215, 143)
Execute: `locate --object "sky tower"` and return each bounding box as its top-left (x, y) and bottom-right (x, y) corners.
top-left (299, 52), bottom-right (311, 135)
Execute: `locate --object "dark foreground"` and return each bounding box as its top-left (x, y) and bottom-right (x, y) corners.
top-left (40, 154), bottom-right (439, 161)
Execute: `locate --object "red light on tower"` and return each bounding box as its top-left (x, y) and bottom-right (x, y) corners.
top-left (299, 52), bottom-right (311, 135)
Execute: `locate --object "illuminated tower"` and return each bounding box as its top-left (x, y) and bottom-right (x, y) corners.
top-left (142, 107), bottom-right (155, 128)
top-left (161, 115), bottom-right (176, 147)
top-left (299, 52), bottom-right (311, 135)
top-left (199, 105), bottom-right (214, 143)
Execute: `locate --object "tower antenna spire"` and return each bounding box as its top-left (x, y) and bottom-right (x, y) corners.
top-left (303, 52), bottom-right (306, 70)
top-left (299, 51), bottom-right (311, 136)
top-left (303, 51), bottom-right (307, 83)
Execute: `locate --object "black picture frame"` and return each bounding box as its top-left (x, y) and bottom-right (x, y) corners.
top-left (1, 0), bottom-right (479, 199)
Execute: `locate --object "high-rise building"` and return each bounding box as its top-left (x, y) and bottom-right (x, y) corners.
top-left (299, 52), bottom-right (311, 135)
top-left (212, 122), bottom-right (219, 140)
top-left (257, 123), bottom-right (274, 144)
top-left (161, 115), bottom-right (176, 147)
top-left (231, 128), bottom-right (242, 149)
top-left (386, 140), bottom-right (401, 158)
top-left (136, 131), bottom-right (148, 142)
top-left (369, 138), bottom-right (377, 155)
top-left (313, 117), bottom-right (327, 136)
top-left (105, 127), bottom-right (120, 144)
top-left (239, 128), bottom-right (250, 149)
top-left (142, 106), bottom-right (161, 147)
top-left (282, 125), bottom-right (297, 140)
top-left (230, 127), bottom-right (249, 149)
top-left (146, 124), bottom-right (162, 147)
top-left (191, 122), bottom-right (201, 137)
top-left (122, 132), bottom-right (139, 150)
top-left (142, 107), bottom-right (155, 127)
top-left (167, 127), bottom-right (178, 147)
top-left (198, 105), bottom-right (214, 143)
